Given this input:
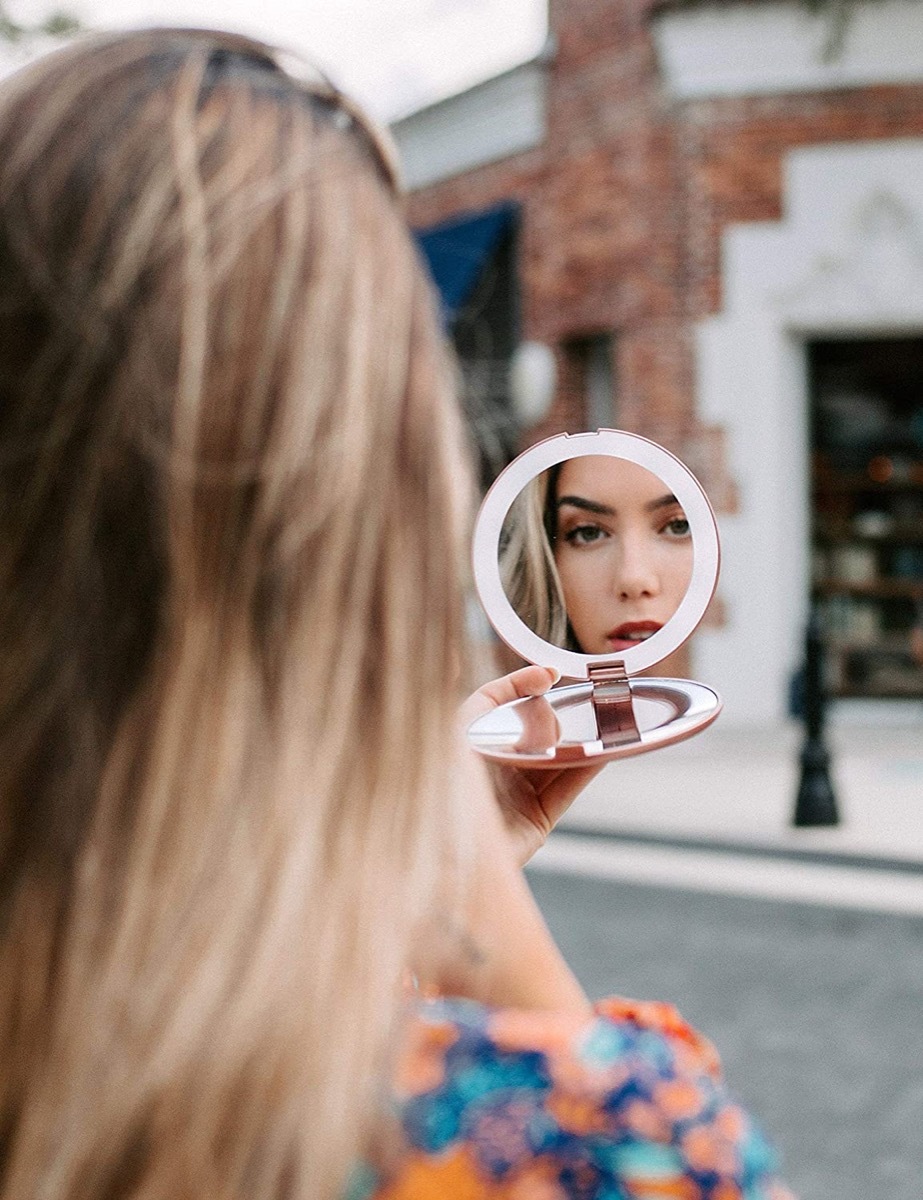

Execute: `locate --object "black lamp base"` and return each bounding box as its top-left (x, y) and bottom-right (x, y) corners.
top-left (793, 740), bottom-right (839, 827)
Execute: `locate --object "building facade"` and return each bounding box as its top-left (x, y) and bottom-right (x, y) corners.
top-left (397, 0), bottom-right (923, 724)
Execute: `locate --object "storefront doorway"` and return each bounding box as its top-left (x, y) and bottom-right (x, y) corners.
top-left (809, 336), bottom-right (923, 699)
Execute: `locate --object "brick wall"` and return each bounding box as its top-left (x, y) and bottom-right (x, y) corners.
top-left (405, 0), bottom-right (923, 503)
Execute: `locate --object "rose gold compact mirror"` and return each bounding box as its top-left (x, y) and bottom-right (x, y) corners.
top-left (468, 429), bottom-right (722, 768)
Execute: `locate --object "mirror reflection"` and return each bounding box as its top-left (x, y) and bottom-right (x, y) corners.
top-left (500, 455), bottom-right (693, 655)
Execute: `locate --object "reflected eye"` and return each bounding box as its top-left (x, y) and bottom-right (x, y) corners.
top-left (562, 523), bottom-right (608, 547)
top-left (661, 517), bottom-right (690, 539)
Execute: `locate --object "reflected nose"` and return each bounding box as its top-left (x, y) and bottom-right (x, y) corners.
top-left (614, 538), bottom-right (660, 600)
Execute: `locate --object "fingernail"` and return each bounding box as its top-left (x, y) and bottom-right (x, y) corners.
top-left (548, 666), bottom-right (562, 684)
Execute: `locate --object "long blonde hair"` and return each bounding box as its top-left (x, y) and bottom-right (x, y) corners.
top-left (500, 466), bottom-right (570, 649)
top-left (0, 29), bottom-right (471, 1200)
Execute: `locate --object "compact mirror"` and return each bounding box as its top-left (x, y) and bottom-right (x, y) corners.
top-left (469, 429), bottom-right (721, 767)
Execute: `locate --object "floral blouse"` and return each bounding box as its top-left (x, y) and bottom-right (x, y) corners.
top-left (350, 995), bottom-right (795, 1200)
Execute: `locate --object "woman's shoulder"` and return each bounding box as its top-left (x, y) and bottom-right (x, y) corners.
top-left (359, 995), bottom-right (795, 1200)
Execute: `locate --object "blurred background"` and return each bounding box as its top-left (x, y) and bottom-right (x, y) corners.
top-left (3, 2), bottom-right (923, 1197)
top-left (5, 0), bottom-right (923, 725)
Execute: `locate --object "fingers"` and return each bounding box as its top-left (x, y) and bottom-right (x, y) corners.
top-left (534, 762), bottom-right (606, 809)
top-left (516, 762), bottom-right (607, 852)
top-left (460, 665), bottom-right (561, 724)
top-left (536, 762), bottom-right (605, 794)
top-left (480, 665), bottom-right (561, 705)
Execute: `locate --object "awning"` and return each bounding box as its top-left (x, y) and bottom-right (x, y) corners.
top-left (415, 201), bottom-right (518, 325)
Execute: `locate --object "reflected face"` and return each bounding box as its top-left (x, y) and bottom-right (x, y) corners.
top-left (552, 456), bottom-right (693, 655)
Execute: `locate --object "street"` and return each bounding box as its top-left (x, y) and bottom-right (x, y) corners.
top-left (527, 862), bottom-right (923, 1200)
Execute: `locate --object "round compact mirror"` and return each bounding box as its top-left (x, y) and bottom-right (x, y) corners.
top-left (469, 429), bottom-right (722, 767)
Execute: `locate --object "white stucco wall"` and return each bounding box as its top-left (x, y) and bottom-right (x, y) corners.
top-left (390, 57), bottom-right (547, 190)
top-left (653, 0), bottom-right (923, 99)
top-left (691, 138), bottom-right (923, 725)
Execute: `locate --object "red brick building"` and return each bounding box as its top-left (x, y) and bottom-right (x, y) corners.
top-left (396, 0), bottom-right (923, 723)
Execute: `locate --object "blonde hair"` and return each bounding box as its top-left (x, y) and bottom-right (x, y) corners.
top-left (0, 29), bottom-right (471, 1200)
top-left (499, 467), bottom-right (570, 649)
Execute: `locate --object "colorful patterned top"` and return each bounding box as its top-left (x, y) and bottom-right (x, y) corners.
top-left (350, 995), bottom-right (795, 1200)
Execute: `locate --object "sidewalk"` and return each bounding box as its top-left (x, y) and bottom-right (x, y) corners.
top-left (557, 711), bottom-right (923, 864)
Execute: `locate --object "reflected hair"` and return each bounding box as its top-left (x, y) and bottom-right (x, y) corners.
top-left (499, 465), bottom-right (573, 650)
top-left (0, 28), bottom-right (472, 1200)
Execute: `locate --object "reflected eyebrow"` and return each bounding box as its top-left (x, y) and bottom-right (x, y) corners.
top-left (556, 495), bottom-right (614, 516)
top-left (646, 493), bottom-right (682, 513)
top-left (556, 493), bottom-right (681, 516)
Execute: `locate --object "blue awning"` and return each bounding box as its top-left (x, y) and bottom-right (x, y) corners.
top-left (415, 201), bottom-right (518, 325)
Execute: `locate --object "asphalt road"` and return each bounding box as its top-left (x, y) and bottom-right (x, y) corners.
top-left (527, 867), bottom-right (923, 1200)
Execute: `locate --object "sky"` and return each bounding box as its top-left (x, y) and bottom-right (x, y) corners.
top-left (9, 0), bottom-right (548, 121)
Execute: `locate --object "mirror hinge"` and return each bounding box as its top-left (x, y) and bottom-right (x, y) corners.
top-left (588, 660), bottom-right (641, 748)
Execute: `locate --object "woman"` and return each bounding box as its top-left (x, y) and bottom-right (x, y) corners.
top-left (0, 28), bottom-right (792, 1200)
top-left (502, 456), bottom-right (693, 654)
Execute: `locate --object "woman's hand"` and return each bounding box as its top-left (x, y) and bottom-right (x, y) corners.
top-left (459, 665), bottom-right (605, 866)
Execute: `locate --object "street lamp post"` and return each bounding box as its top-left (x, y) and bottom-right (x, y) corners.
top-left (793, 604), bottom-right (840, 826)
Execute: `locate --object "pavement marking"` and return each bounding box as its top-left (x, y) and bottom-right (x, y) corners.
top-left (555, 823), bottom-right (923, 875)
top-left (531, 833), bottom-right (923, 916)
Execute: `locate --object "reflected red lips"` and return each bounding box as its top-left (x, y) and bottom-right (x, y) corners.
top-left (605, 621), bottom-right (662, 652)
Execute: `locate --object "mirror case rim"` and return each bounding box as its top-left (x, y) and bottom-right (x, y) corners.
top-left (472, 429), bottom-right (721, 681)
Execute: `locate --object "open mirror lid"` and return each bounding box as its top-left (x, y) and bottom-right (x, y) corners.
top-left (472, 429), bottom-right (720, 681)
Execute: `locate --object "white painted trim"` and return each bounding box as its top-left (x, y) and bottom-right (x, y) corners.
top-left (391, 58), bottom-right (547, 190)
top-left (693, 137), bottom-right (923, 725)
top-left (653, 0), bottom-right (923, 99)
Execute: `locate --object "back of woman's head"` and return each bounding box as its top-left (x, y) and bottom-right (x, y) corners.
top-left (0, 29), bottom-right (471, 1200)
